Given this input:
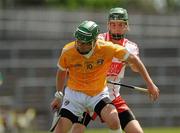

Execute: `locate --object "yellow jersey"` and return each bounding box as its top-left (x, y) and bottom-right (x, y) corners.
top-left (57, 39), bottom-right (129, 96)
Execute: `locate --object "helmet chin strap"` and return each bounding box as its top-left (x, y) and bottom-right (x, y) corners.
top-left (110, 32), bottom-right (125, 40)
top-left (76, 41), bottom-right (96, 57)
top-left (77, 48), bottom-right (92, 55)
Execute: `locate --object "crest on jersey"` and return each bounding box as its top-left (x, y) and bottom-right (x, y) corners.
top-left (97, 59), bottom-right (104, 65)
top-left (86, 63), bottom-right (93, 69)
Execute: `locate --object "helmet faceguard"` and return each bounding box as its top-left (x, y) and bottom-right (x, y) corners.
top-left (74, 21), bottom-right (100, 55)
top-left (108, 7), bottom-right (129, 40)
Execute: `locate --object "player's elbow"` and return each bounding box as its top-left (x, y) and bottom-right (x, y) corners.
top-left (130, 65), bottom-right (139, 72)
top-left (126, 54), bottom-right (138, 64)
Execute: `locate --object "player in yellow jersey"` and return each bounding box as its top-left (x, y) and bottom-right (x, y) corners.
top-left (51, 20), bottom-right (159, 133)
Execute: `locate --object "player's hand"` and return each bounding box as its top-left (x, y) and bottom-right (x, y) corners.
top-left (50, 98), bottom-right (62, 110)
top-left (147, 83), bottom-right (160, 101)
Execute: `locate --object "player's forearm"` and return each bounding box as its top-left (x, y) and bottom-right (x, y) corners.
top-left (127, 54), bottom-right (154, 86)
top-left (54, 69), bottom-right (67, 100)
top-left (56, 69), bottom-right (67, 92)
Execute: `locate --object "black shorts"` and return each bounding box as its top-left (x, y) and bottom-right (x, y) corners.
top-left (77, 109), bottom-right (136, 130)
top-left (119, 110), bottom-right (136, 130)
top-left (59, 108), bottom-right (79, 123)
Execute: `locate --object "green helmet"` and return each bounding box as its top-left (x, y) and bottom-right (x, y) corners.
top-left (108, 7), bottom-right (128, 21)
top-left (74, 21), bottom-right (100, 43)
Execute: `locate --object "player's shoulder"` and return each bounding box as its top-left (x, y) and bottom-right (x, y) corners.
top-left (124, 38), bottom-right (138, 48)
top-left (61, 41), bottom-right (75, 55)
top-left (62, 41), bottom-right (75, 52)
top-left (96, 39), bottom-right (125, 53)
top-left (97, 32), bottom-right (108, 40)
top-left (64, 41), bottom-right (75, 49)
top-left (96, 39), bottom-right (113, 47)
top-left (124, 38), bottom-right (139, 54)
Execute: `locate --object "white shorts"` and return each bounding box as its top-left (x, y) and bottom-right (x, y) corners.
top-left (61, 86), bottom-right (110, 118)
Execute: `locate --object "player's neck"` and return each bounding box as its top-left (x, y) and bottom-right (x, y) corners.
top-left (111, 38), bottom-right (124, 46)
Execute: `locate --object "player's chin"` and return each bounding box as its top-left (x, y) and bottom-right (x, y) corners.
top-left (78, 50), bottom-right (91, 55)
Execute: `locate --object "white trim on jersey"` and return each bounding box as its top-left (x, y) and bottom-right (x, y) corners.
top-left (57, 64), bottom-right (67, 71)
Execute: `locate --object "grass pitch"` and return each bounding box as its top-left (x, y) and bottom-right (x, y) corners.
top-left (29, 127), bottom-right (180, 133)
top-left (85, 127), bottom-right (180, 133)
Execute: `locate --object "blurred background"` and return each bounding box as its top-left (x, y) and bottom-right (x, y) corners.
top-left (0, 0), bottom-right (180, 132)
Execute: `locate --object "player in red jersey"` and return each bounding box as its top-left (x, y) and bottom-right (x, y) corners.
top-left (71, 7), bottom-right (156, 133)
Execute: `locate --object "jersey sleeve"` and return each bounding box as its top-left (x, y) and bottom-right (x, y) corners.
top-left (125, 41), bottom-right (139, 56)
top-left (57, 49), bottom-right (68, 71)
